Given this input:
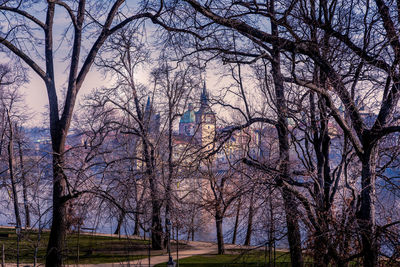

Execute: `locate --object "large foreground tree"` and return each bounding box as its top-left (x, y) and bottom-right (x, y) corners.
top-left (161, 0), bottom-right (400, 266)
top-left (0, 1), bottom-right (170, 266)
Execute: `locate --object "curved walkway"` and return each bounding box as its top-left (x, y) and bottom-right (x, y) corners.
top-left (70, 241), bottom-right (217, 267)
top-left (7, 241), bottom-right (216, 267)
top-left (8, 241), bottom-right (265, 266)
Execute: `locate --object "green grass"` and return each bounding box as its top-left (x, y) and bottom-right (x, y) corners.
top-left (0, 227), bottom-right (152, 264)
top-left (154, 250), bottom-right (298, 267)
top-left (155, 250), bottom-right (396, 267)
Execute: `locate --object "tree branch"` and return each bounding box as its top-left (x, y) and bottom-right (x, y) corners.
top-left (0, 5), bottom-right (46, 29)
top-left (0, 37), bottom-right (46, 80)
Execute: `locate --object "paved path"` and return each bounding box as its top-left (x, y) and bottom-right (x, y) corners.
top-left (74, 247), bottom-right (216, 267)
top-left (6, 242), bottom-right (217, 267)
top-left (73, 242), bottom-right (282, 267)
top-left (79, 241), bottom-right (218, 267)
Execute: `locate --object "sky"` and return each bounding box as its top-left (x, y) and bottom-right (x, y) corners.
top-left (21, 62), bottom-right (115, 126)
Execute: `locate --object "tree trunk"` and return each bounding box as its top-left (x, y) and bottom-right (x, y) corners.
top-left (281, 188), bottom-right (303, 267)
top-left (244, 192), bottom-right (254, 246)
top-left (151, 197), bottom-right (163, 250)
top-left (164, 202), bottom-right (170, 247)
top-left (357, 147), bottom-right (378, 267)
top-left (114, 211), bottom-right (125, 235)
top-left (215, 212), bottom-right (225, 255)
top-left (309, 93), bottom-right (331, 267)
top-left (164, 114), bottom-right (174, 248)
top-left (7, 117), bottom-right (22, 229)
top-left (139, 95), bottom-right (163, 250)
top-left (231, 197), bottom-right (241, 244)
top-left (133, 181), bottom-right (142, 237)
top-left (147, 155), bottom-right (163, 250)
top-left (269, 0), bottom-right (303, 264)
top-left (313, 231), bottom-right (328, 267)
top-left (17, 130), bottom-right (30, 228)
top-left (133, 210), bottom-right (140, 236)
top-left (148, 161), bottom-right (163, 249)
top-left (45, 153), bottom-right (68, 267)
top-left (268, 192), bottom-right (275, 266)
top-left (189, 211), bottom-right (195, 241)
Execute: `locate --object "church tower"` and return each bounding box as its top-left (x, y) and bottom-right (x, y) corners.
top-left (195, 82), bottom-right (216, 148)
top-left (144, 96), bottom-right (160, 134)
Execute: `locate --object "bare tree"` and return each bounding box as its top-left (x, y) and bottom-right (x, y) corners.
top-left (198, 155), bottom-right (246, 254)
top-left (16, 125), bottom-right (31, 228)
top-left (0, 64), bottom-right (27, 231)
top-left (151, 56), bottom-right (201, 248)
top-left (0, 1), bottom-right (176, 265)
top-left (92, 26), bottom-right (166, 249)
top-left (6, 108), bottom-right (22, 230)
top-left (159, 1), bottom-right (400, 265)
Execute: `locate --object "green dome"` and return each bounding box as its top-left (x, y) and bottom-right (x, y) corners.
top-left (181, 110), bottom-right (195, 123)
top-left (181, 104), bottom-right (196, 123)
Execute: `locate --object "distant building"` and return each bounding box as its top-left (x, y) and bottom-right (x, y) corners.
top-left (178, 82), bottom-right (216, 149)
top-left (144, 96), bottom-right (161, 135)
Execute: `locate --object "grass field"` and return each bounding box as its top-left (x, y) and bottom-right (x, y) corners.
top-left (154, 250), bottom-right (396, 267)
top-left (0, 227), bottom-right (153, 264)
top-left (154, 249), bottom-right (300, 267)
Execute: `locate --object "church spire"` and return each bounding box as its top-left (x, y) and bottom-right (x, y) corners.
top-left (201, 81), bottom-right (208, 106)
top-left (144, 96), bottom-right (160, 134)
top-left (144, 96), bottom-right (151, 124)
top-left (145, 96), bottom-right (151, 113)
